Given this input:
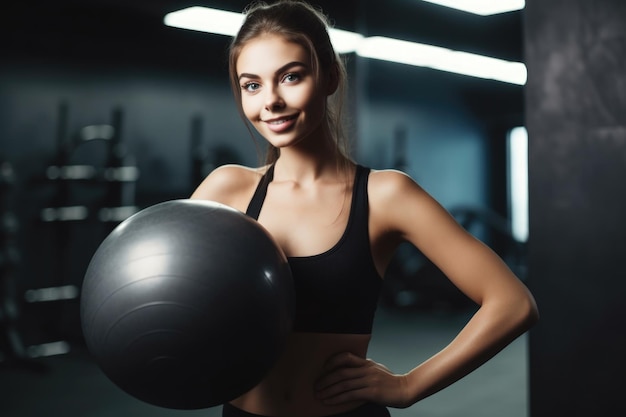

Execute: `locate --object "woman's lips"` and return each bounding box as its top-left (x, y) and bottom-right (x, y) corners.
top-left (264, 114), bottom-right (298, 133)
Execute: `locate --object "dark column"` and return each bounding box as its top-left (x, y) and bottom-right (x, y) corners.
top-left (524, 0), bottom-right (626, 415)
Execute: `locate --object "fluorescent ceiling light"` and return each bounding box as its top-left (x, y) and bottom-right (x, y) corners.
top-left (164, 7), bottom-right (526, 85)
top-left (163, 7), bottom-right (363, 52)
top-left (327, 29), bottom-right (364, 54)
top-left (164, 6), bottom-right (244, 37)
top-left (419, 0), bottom-right (525, 16)
top-left (357, 36), bottom-right (526, 85)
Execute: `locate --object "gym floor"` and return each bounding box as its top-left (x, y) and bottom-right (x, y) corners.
top-left (0, 307), bottom-right (529, 417)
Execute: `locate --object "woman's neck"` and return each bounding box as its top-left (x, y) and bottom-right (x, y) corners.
top-left (271, 126), bottom-right (351, 184)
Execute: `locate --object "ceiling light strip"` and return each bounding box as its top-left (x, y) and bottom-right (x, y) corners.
top-left (357, 36), bottom-right (527, 85)
top-left (164, 6), bottom-right (244, 36)
top-left (419, 0), bottom-right (525, 16)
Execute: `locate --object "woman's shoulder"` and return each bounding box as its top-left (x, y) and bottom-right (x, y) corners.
top-left (366, 168), bottom-right (425, 199)
top-left (190, 164), bottom-right (269, 211)
top-left (206, 163), bottom-right (267, 185)
top-left (366, 168), bottom-right (440, 230)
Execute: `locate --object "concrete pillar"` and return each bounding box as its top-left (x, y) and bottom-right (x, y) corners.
top-left (524, 0), bottom-right (626, 415)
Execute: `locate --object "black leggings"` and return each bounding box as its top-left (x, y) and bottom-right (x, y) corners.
top-left (222, 403), bottom-right (391, 417)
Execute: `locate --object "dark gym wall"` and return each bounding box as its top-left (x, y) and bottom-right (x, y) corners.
top-left (357, 59), bottom-right (492, 211)
top-left (525, 0), bottom-right (626, 415)
top-left (355, 0), bottom-right (524, 236)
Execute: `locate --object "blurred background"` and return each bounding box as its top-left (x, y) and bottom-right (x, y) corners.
top-left (2, 0), bottom-right (623, 416)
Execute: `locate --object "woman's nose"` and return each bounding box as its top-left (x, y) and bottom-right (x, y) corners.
top-left (264, 87), bottom-right (285, 110)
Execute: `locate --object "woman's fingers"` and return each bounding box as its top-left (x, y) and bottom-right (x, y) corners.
top-left (314, 352), bottom-right (412, 408)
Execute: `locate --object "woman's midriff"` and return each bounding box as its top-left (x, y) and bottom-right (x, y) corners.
top-left (229, 332), bottom-right (372, 417)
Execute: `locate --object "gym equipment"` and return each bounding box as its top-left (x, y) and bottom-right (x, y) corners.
top-left (40, 104), bottom-right (139, 225)
top-left (0, 159), bottom-right (28, 365)
top-left (26, 104), bottom-right (141, 357)
top-left (80, 199), bottom-right (295, 409)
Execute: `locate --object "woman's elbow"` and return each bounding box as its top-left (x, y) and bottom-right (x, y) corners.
top-left (515, 290), bottom-right (540, 331)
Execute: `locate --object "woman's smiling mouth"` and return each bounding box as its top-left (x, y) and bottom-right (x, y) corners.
top-left (263, 114), bottom-right (299, 132)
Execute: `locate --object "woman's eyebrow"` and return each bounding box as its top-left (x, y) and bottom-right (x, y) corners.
top-left (238, 61), bottom-right (308, 81)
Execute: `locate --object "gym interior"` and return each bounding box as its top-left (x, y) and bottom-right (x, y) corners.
top-left (1, 1), bottom-right (624, 416)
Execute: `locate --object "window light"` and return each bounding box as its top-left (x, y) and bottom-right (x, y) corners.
top-left (508, 126), bottom-right (529, 242)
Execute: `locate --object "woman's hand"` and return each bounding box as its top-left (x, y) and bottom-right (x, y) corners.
top-left (314, 352), bottom-right (413, 408)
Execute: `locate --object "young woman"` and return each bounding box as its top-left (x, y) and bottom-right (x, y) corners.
top-left (191, 1), bottom-right (539, 416)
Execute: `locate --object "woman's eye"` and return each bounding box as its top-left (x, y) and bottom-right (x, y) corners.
top-left (242, 82), bottom-right (260, 92)
top-left (283, 73), bottom-right (300, 83)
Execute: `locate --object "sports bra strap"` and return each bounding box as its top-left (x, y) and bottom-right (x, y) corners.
top-left (245, 164), bottom-right (274, 219)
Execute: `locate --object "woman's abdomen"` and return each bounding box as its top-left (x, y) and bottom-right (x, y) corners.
top-left (229, 332), bottom-right (371, 417)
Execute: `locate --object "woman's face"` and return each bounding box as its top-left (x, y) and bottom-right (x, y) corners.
top-left (236, 34), bottom-right (328, 149)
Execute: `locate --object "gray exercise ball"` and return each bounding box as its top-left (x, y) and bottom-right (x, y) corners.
top-left (80, 199), bottom-right (294, 409)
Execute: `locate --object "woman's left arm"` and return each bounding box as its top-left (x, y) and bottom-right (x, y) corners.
top-left (315, 170), bottom-right (539, 408)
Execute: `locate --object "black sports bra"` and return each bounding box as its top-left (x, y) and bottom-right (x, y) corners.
top-left (246, 165), bottom-right (382, 334)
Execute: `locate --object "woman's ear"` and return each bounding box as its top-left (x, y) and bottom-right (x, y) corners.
top-left (326, 62), bottom-right (340, 95)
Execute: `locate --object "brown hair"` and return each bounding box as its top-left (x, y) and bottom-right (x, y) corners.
top-left (228, 0), bottom-right (350, 165)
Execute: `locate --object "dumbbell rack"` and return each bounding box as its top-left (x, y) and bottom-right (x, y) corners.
top-left (0, 159), bottom-right (34, 366)
top-left (23, 104), bottom-right (140, 358)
